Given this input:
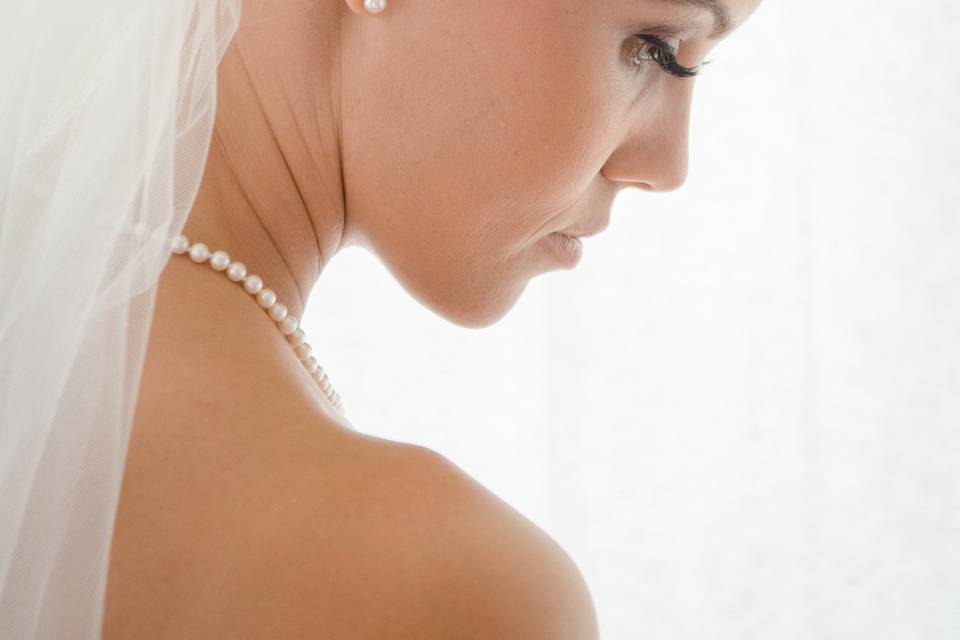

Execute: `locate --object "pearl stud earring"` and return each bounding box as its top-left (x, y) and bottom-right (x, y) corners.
top-left (363, 0), bottom-right (387, 14)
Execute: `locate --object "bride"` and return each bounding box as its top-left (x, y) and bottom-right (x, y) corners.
top-left (0, 0), bottom-right (760, 637)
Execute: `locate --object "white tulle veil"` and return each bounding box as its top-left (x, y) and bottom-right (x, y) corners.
top-left (0, 0), bottom-right (240, 636)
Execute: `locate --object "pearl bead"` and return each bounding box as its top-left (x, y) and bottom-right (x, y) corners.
top-left (189, 243), bottom-right (210, 263)
top-left (170, 239), bottom-right (344, 417)
top-left (226, 262), bottom-right (247, 282)
top-left (363, 0), bottom-right (387, 14)
top-left (243, 275), bottom-right (263, 294)
top-left (209, 250), bottom-right (230, 271)
top-left (171, 235), bottom-right (190, 254)
top-left (269, 303), bottom-right (287, 322)
top-left (278, 315), bottom-right (298, 335)
top-left (257, 288), bottom-right (277, 309)
top-left (294, 342), bottom-right (312, 360)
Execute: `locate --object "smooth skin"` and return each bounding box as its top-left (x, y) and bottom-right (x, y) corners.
top-left (104, 0), bottom-right (762, 637)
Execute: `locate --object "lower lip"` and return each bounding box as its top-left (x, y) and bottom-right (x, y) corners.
top-left (545, 232), bottom-right (583, 267)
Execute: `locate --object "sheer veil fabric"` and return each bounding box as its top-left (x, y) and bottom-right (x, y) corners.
top-left (0, 1), bottom-right (240, 636)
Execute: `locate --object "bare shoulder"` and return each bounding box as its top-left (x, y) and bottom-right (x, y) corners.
top-left (220, 431), bottom-right (599, 638)
top-left (397, 444), bottom-right (601, 639)
top-left (106, 410), bottom-right (597, 639)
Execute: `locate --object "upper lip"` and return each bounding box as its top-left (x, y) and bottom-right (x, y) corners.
top-left (556, 218), bottom-right (609, 239)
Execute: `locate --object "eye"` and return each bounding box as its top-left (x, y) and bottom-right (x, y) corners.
top-left (626, 34), bottom-right (702, 79)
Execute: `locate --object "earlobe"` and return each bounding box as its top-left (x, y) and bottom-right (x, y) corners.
top-left (343, 0), bottom-right (388, 16)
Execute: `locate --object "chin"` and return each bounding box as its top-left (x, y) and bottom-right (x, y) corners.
top-left (371, 241), bottom-right (537, 329)
top-left (430, 281), bottom-right (530, 329)
top-left (399, 267), bottom-right (530, 330)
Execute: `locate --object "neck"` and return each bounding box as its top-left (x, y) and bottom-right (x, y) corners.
top-left (133, 0), bottom-right (352, 439)
top-left (147, 250), bottom-right (334, 419)
top-left (179, 1), bottom-right (348, 321)
top-left (180, 135), bottom-right (328, 323)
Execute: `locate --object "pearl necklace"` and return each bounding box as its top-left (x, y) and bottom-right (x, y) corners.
top-left (169, 234), bottom-right (345, 416)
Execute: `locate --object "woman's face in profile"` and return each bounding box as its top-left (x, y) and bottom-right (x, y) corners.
top-left (259, 0), bottom-right (762, 328)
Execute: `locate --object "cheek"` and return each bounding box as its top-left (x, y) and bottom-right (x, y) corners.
top-left (341, 4), bottom-right (622, 320)
top-left (403, 18), bottom-right (617, 242)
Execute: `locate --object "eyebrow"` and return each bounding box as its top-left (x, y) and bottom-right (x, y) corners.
top-left (652, 0), bottom-right (735, 40)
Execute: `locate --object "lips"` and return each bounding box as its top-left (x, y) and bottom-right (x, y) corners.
top-left (559, 218), bottom-right (609, 239)
top-left (558, 189), bottom-right (615, 239)
top-left (546, 232), bottom-right (583, 266)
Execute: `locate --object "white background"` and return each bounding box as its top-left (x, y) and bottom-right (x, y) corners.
top-left (303, 2), bottom-right (960, 637)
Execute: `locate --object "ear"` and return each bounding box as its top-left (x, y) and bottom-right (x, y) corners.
top-left (342, 0), bottom-right (388, 17)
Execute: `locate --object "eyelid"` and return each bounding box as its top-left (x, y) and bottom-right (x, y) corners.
top-left (626, 20), bottom-right (699, 42)
top-left (638, 34), bottom-right (679, 53)
top-left (635, 33), bottom-right (682, 62)
top-left (628, 33), bottom-right (701, 79)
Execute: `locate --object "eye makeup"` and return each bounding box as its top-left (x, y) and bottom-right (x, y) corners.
top-left (626, 33), bottom-right (703, 78)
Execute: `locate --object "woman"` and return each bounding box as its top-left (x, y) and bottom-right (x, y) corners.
top-left (1, 0), bottom-right (761, 637)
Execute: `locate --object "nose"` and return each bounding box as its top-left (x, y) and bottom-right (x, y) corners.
top-left (600, 86), bottom-right (692, 193)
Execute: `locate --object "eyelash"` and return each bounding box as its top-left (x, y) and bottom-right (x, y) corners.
top-left (627, 34), bottom-right (704, 79)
